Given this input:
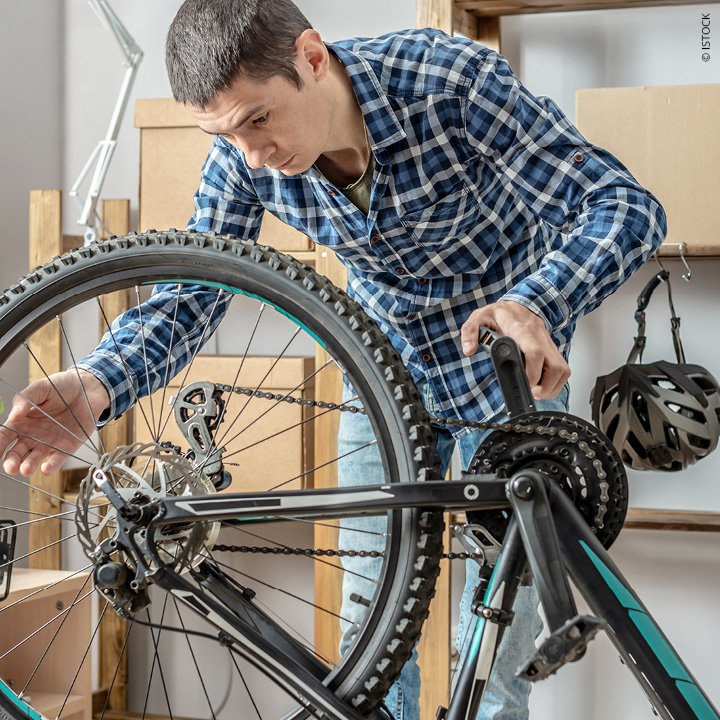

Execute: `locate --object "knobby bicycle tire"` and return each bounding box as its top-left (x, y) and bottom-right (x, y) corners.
top-left (0, 230), bottom-right (444, 719)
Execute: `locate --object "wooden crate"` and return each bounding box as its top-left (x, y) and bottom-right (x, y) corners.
top-left (134, 355), bottom-right (315, 493)
top-left (0, 569), bottom-right (92, 720)
top-left (135, 99), bottom-right (313, 257)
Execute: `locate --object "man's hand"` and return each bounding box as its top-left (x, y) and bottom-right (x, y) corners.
top-left (0, 370), bottom-right (110, 477)
top-left (460, 300), bottom-right (570, 399)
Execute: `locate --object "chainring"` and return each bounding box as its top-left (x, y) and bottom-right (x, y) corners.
top-left (467, 411), bottom-right (628, 549)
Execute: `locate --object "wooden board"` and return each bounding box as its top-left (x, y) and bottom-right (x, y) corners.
top-left (28, 190), bottom-right (64, 570)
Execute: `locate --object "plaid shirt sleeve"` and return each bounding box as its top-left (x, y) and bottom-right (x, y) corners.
top-left (463, 51), bottom-right (667, 331)
top-left (77, 285), bottom-right (231, 423)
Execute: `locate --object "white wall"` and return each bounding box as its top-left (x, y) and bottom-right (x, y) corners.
top-left (3, 1), bottom-right (720, 718)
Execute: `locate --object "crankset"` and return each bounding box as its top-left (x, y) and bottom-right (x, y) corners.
top-left (466, 411), bottom-right (628, 549)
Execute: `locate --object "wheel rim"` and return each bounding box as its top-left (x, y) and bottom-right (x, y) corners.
top-left (0, 240), bottom-right (441, 720)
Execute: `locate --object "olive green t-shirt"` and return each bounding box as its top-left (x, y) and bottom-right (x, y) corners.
top-left (340, 152), bottom-right (375, 216)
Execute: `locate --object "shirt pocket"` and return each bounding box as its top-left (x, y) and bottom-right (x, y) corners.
top-left (400, 184), bottom-right (476, 247)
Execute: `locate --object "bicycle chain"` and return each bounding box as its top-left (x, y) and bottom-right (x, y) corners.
top-left (212, 383), bottom-right (613, 560)
top-left (212, 543), bottom-right (476, 561)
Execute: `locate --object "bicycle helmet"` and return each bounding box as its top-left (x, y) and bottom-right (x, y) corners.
top-left (590, 267), bottom-right (720, 472)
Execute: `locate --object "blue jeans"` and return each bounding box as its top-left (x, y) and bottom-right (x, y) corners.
top-left (337, 380), bottom-right (569, 720)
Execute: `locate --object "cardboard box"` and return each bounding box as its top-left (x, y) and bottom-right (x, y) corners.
top-left (575, 84), bottom-right (720, 256)
top-left (135, 98), bottom-right (313, 252)
top-left (134, 355), bottom-right (315, 493)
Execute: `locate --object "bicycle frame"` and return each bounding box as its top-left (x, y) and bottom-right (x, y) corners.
top-left (139, 473), bottom-right (719, 720)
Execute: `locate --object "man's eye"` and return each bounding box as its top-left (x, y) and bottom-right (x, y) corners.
top-left (253, 113), bottom-right (269, 125)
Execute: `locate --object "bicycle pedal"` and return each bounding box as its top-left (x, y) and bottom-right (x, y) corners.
top-left (518, 615), bottom-right (605, 682)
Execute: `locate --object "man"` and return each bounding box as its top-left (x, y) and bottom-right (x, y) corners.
top-left (0, 1), bottom-right (666, 718)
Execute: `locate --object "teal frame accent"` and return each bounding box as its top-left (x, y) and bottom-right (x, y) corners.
top-left (144, 280), bottom-right (326, 349)
top-left (580, 540), bottom-right (720, 720)
top-left (467, 555), bottom-right (502, 662)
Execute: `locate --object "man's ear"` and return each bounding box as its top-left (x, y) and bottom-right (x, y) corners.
top-left (295, 28), bottom-right (329, 82)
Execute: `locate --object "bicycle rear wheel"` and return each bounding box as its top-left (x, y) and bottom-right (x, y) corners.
top-left (0, 231), bottom-right (444, 719)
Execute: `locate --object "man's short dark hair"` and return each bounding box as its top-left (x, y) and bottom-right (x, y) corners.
top-left (166, 0), bottom-right (313, 108)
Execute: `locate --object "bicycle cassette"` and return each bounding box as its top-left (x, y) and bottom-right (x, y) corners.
top-left (466, 412), bottom-right (628, 549)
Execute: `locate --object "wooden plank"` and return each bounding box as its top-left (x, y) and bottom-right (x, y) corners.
top-left (62, 234), bottom-right (84, 253)
top-left (418, 517), bottom-right (451, 720)
top-left (313, 248), bottom-right (348, 665)
top-left (452, 4), bottom-right (480, 38)
top-left (94, 200), bottom-right (132, 714)
top-left (625, 508), bottom-right (720, 532)
top-left (28, 190), bottom-right (63, 570)
top-left (454, 0), bottom-right (720, 16)
top-left (96, 711), bottom-right (199, 720)
top-left (417, 0), bottom-right (454, 33)
top-left (474, 17), bottom-right (501, 51)
top-left (98, 199), bottom-right (132, 451)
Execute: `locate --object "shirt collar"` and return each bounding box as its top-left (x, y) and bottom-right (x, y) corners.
top-left (326, 41), bottom-right (407, 165)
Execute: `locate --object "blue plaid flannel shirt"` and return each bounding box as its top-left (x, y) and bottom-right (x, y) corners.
top-left (80, 29), bottom-right (666, 434)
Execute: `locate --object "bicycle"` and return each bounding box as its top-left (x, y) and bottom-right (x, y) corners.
top-left (0, 230), bottom-right (717, 720)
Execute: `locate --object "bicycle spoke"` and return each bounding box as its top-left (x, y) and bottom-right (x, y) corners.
top-left (155, 286), bottom-right (184, 442)
top-left (0, 423), bottom-right (98, 469)
top-left (212, 348), bottom-right (328, 453)
top-left (56, 598), bottom-right (109, 720)
top-left (0, 377), bottom-right (98, 457)
top-left (199, 550), bottom-right (342, 662)
top-left (134, 286), bottom-right (159, 440)
top-left (57, 315), bottom-right (108, 457)
top-left (0, 470), bottom-right (105, 522)
top-left (142, 596), bottom-right (174, 720)
top-left (96, 619), bottom-right (133, 720)
top-left (96, 298), bottom-right (156, 441)
top-left (172, 599), bottom-right (217, 720)
top-left (0, 588), bottom-right (95, 662)
top-left (0, 564), bottom-right (93, 616)
top-left (212, 325), bottom-right (301, 450)
top-left (0, 533), bottom-right (90, 575)
top-left (21, 341), bottom-right (101, 457)
top-left (228, 651), bottom-right (263, 720)
top-left (207, 300), bottom-right (265, 450)
top-left (152, 288), bottom-right (225, 443)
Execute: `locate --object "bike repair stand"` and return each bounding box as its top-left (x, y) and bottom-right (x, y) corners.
top-left (442, 330), bottom-right (603, 720)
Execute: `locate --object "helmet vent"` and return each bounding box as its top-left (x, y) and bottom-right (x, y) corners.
top-left (631, 392), bottom-right (651, 431)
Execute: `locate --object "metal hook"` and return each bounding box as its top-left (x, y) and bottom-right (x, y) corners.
top-left (658, 243), bottom-right (692, 281)
top-left (653, 244), bottom-right (692, 282)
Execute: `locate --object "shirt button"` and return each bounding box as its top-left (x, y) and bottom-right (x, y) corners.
top-left (370, 235), bottom-right (381, 244)
top-left (573, 153), bottom-right (584, 163)
top-left (422, 353), bottom-right (431, 362)
top-left (395, 268), bottom-right (405, 276)
top-left (408, 313), bottom-right (417, 321)
top-left (327, 188), bottom-right (337, 196)
top-left (418, 278), bottom-right (428, 285)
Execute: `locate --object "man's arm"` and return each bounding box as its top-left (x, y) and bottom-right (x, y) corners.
top-left (461, 50), bottom-right (667, 396)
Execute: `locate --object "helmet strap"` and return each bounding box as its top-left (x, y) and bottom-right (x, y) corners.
top-left (627, 263), bottom-right (686, 365)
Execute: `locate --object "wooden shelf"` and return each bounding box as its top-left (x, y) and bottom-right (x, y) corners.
top-left (31, 691), bottom-right (88, 719)
top-left (624, 508), bottom-right (720, 532)
top-left (453, 0), bottom-right (720, 17)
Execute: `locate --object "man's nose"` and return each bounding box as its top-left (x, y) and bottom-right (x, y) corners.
top-left (236, 137), bottom-right (273, 169)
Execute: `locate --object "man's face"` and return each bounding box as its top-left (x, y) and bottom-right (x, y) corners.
top-left (188, 69), bottom-right (331, 175)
